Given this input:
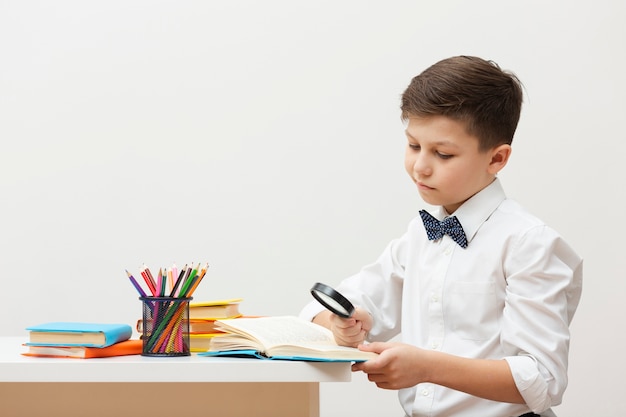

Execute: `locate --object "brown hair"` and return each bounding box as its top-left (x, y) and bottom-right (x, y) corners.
top-left (401, 56), bottom-right (523, 151)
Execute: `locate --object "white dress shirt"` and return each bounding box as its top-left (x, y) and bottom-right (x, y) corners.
top-left (300, 179), bottom-right (582, 417)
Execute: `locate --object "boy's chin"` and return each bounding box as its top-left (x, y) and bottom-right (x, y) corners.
top-left (417, 193), bottom-right (440, 207)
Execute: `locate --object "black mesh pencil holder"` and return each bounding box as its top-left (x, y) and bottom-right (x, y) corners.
top-left (140, 296), bottom-right (192, 357)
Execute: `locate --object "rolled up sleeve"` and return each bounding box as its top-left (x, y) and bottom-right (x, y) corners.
top-left (502, 225), bottom-right (583, 412)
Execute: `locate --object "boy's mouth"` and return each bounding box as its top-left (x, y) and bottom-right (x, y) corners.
top-left (417, 181), bottom-right (434, 191)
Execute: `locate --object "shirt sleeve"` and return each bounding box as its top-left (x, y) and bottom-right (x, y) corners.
top-left (298, 295), bottom-right (326, 322)
top-left (299, 233), bottom-right (409, 342)
top-left (501, 225), bottom-right (583, 412)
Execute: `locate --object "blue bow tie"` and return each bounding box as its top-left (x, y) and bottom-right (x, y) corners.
top-left (419, 210), bottom-right (468, 249)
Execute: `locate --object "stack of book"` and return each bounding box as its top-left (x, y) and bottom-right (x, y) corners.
top-left (136, 298), bottom-right (246, 352)
top-left (188, 298), bottom-right (245, 352)
top-left (22, 322), bottom-right (142, 359)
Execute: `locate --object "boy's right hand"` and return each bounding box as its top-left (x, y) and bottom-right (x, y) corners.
top-left (314, 307), bottom-right (373, 347)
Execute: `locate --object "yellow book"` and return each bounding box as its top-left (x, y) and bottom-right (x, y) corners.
top-left (189, 298), bottom-right (243, 319)
top-left (189, 333), bottom-right (227, 352)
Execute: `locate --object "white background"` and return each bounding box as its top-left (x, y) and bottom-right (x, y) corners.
top-left (1, 1), bottom-right (624, 416)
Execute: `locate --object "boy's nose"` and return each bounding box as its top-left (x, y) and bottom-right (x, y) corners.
top-left (413, 155), bottom-right (432, 177)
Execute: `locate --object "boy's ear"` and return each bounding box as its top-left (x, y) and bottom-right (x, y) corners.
top-left (487, 144), bottom-right (512, 175)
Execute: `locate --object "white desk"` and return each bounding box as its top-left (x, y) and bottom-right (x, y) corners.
top-left (0, 337), bottom-right (352, 417)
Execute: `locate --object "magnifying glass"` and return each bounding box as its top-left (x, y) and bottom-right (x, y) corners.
top-left (310, 282), bottom-right (355, 318)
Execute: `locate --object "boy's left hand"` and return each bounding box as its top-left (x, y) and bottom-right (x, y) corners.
top-left (352, 342), bottom-right (430, 390)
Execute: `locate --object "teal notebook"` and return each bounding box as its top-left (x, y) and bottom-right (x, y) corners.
top-left (25, 322), bottom-right (133, 348)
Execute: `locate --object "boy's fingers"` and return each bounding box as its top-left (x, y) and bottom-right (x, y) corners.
top-left (359, 341), bottom-right (388, 353)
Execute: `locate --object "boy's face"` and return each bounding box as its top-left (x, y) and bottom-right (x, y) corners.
top-left (404, 115), bottom-right (508, 214)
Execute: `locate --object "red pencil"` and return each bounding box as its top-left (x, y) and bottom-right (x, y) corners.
top-left (141, 264), bottom-right (157, 296)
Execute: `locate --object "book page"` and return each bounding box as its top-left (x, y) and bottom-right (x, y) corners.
top-left (215, 316), bottom-right (335, 349)
top-left (29, 331), bottom-right (104, 345)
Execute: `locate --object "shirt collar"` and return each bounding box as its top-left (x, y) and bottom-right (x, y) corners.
top-left (434, 178), bottom-right (506, 245)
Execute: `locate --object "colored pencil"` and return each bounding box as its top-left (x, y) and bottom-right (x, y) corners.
top-left (188, 262), bottom-right (209, 296)
top-left (168, 264), bottom-right (187, 297)
top-left (156, 268), bottom-right (164, 297)
top-left (167, 266), bottom-right (175, 294)
top-left (143, 264), bottom-right (157, 293)
top-left (178, 263), bottom-right (199, 297)
top-left (140, 267), bottom-right (157, 296)
top-left (126, 269), bottom-right (147, 297)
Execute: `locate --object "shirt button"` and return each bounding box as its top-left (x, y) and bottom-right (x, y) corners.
top-left (421, 389), bottom-right (429, 396)
top-left (444, 247), bottom-right (452, 255)
top-left (431, 294), bottom-right (439, 302)
top-left (431, 342), bottom-right (439, 349)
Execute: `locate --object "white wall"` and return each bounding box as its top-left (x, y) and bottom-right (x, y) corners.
top-left (1, 1), bottom-right (624, 416)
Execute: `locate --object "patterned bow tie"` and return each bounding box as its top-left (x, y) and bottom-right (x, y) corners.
top-left (419, 210), bottom-right (468, 249)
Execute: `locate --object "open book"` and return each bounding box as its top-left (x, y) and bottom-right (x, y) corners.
top-left (199, 316), bottom-right (377, 362)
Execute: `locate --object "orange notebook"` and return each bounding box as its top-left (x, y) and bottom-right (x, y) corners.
top-left (22, 339), bottom-right (143, 359)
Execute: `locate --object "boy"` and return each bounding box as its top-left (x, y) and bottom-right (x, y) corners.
top-left (300, 56), bottom-right (582, 417)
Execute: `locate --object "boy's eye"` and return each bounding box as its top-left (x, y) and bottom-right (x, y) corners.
top-left (437, 152), bottom-right (453, 159)
top-left (408, 144), bottom-right (420, 151)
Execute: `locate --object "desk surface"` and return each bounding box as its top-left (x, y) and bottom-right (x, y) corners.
top-left (0, 337), bottom-right (352, 383)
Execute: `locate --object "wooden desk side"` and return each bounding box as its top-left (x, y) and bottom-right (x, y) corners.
top-left (0, 337), bottom-right (353, 417)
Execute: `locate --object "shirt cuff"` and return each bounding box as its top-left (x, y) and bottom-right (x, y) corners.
top-left (299, 300), bottom-right (326, 322)
top-left (505, 355), bottom-right (552, 413)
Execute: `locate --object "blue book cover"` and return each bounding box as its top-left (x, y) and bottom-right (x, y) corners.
top-left (199, 349), bottom-right (370, 362)
top-left (25, 322), bottom-right (133, 348)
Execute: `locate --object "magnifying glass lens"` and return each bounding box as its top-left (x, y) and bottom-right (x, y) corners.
top-left (310, 282), bottom-right (355, 318)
